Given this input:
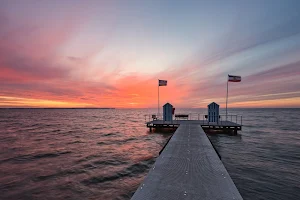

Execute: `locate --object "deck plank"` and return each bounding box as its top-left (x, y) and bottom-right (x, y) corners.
top-left (131, 124), bottom-right (243, 200)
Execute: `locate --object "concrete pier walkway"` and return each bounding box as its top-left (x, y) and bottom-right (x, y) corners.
top-left (131, 124), bottom-right (243, 200)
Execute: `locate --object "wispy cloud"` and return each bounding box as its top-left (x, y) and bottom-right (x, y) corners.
top-left (0, 1), bottom-right (300, 108)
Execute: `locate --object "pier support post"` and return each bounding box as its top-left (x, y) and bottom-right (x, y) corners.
top-left (234, 128), bottom-right (237, 135)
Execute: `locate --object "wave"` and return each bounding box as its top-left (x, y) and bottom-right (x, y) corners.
top-left (34, 168), bottom-right (86, 182)
top-left (0, 151), bottom-right (72, 164)
top-left (81, 158), bottom-right (155, 186)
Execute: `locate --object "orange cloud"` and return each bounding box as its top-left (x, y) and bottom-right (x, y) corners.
top-left (229, 97), bottom-right (300, 108)
top-left (0, 96), bottom-right (93, 108)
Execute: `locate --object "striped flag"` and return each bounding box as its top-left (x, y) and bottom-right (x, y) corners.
top-left (228, 75), bottom-right (241, 82)
top-left (159, 80), bottom-right (167, 86)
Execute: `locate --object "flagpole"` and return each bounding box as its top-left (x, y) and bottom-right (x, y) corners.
top-left (158, 79), bottom-right (159, 118)
top-left (226, 75), bottom-right (228, 121)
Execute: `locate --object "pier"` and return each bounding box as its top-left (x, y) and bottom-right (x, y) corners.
top-left (131, 124), bottom-right (243, 199)
top-left (146, 119), bottom-right (242, 134)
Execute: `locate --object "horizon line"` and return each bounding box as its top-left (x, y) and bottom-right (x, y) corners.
top-left (0, 107), bottom-right (299, 109)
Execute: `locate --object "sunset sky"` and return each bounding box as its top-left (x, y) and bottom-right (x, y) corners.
top-left (1, 0), bottom-right (300, 108)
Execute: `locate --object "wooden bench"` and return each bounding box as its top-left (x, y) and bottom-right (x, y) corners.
top-left (175, 114), bottom-right (189, 120)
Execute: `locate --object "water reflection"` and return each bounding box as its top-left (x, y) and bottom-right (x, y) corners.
top-left (0, 108), bottom-right (299, 200)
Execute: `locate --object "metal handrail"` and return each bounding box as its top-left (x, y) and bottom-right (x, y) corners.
top-left (144, 113), bottom-right (243, 126)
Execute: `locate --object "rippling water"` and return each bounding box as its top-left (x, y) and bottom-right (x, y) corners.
top-left (0, 108), bottom-right (299, 200)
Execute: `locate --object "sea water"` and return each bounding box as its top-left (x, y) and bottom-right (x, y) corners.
top-left (0, 108), bottom-right (299, 200)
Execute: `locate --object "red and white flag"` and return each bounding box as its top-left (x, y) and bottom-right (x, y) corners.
top-left (159, 80), bottom-right (167, 86)
top-left (228, 75), bottom-right (241, 82)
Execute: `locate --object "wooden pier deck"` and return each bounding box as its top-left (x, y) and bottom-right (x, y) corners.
top-left (146, 120), bottom-right (242, 134)
top-left (131, 124), bottom-right (243, 200)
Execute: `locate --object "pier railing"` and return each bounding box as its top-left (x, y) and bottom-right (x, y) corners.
top-left (144, 113), bottom-right (243, 126)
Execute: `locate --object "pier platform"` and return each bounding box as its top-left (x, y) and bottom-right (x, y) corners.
top-left (146, 120), bottom-right (242, 134)
top-left (131, 124), bottom-right (243, 200)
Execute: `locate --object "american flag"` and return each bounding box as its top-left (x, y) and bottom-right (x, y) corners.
top-left (159, 80), bottom-right (167, 86)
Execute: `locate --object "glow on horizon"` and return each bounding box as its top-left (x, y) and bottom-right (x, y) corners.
top-left (0, 96), bottom-right (93, 108)
top-left (1, 95), bottom-right (299, 109)
top-left (0, 0), bottom-right (300, 108)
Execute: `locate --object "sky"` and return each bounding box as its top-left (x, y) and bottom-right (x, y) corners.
top-left (0, 0), bottom-right (300, 108)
